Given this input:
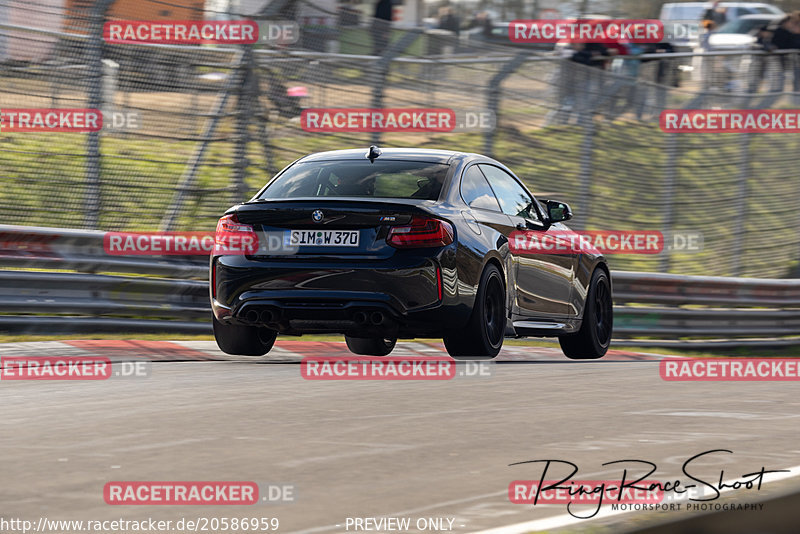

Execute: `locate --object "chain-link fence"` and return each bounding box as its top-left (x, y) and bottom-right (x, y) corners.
top-left (1, 0), bottom-right (800, 278)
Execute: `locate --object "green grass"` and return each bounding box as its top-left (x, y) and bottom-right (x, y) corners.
top-left (338, 27), bottom-right (426, 56)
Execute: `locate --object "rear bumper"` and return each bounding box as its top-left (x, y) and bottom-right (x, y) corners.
top-left (213, 294), bottom-right (441, 336)
top-left (211, 250), bottom-right (468, 336)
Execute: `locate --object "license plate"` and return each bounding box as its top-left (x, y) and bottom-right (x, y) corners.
top-left (288, 229), bottom-right (360, 247)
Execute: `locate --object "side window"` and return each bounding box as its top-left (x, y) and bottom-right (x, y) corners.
top-left (460, 165), bottom-right (502, 212)
top-left (479, 165), bottom-right (540, 221)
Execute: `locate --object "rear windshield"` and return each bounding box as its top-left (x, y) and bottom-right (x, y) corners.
top-left (257, 160), bottom-right (449, 200)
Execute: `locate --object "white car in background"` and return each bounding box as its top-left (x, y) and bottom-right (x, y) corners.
top-left (707, 13), bottom-right (784, 49)
top-left (705, 14), bottom-right (785, 90)
top-left (660, 2), bottom-right (783, 55)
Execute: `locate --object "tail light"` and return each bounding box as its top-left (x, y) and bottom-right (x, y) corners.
top-left (215, 213), bottom-right (258, 255)
top-left (387, 216), bottom-right (454, 248)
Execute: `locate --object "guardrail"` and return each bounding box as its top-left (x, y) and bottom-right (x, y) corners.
top-left (613, 273), bottom-right (800, 347)
top-left (1, 225), bottom-right (798, 346)
top-left (0, 224), bottom-right (206, 278)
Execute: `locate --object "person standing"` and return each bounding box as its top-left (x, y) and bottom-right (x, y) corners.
top-left (438, 6), bottom-right (461, 37)
top-left (700, 1), bottom-right (727, 49)
top-left (699, 1), bottom-right (728, 88)
top-left (371, 0), bottom-right (393, 55)
top-left (701, 1), bottom-right (728, 33)
top-left (765, 12), bottom-right (800, 90)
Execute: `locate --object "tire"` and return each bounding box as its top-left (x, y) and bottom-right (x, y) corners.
top-left (443, 264), bottom-right (505, 359)
top-left (559, 268), bottom-right (613, 360)
top-left (213, 316), bottom-right (277, 356)
top-left (345, 336), bottom-right (397, 356)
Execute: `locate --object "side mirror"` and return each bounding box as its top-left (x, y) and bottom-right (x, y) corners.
top-left (545, 200), bottom-right (573, 223)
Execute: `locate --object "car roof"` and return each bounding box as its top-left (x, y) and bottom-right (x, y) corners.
top-left (661, 2), bottom-right (783, 12)
top-left (661, 3), bottom-right (783, 22)
top-left (736, 13), bottom-right (781, 18)
top-left (297, 147), bottom-right (468, 164)
top-left (663, 2), bottom-right (780, 6)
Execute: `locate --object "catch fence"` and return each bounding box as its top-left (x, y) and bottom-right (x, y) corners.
top-left (1, 0), bottom-right (800, 277)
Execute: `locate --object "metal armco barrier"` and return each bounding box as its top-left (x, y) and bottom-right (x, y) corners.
top-left (1, 225), bottom-right (799, 345)
top-left (613, 272), bottom-right (800, 346)
top-left (0, 224), bottom-right (206, 278)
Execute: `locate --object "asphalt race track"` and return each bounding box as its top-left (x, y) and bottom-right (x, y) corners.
top-left (2, 340), bottom-right (800, 533)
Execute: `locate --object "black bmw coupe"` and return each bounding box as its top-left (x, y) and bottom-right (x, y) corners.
top-left (211, 147), bottom-right (612, 359)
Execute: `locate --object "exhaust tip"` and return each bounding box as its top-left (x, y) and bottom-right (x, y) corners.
top-left (244, 309), bottom-right (260, 323)
top-left (370, 312), bottom-right (385, 326)
top-left (353, 311), bottom-right (367, 325)
top-left (259, 309), bottom-right (275, 323)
